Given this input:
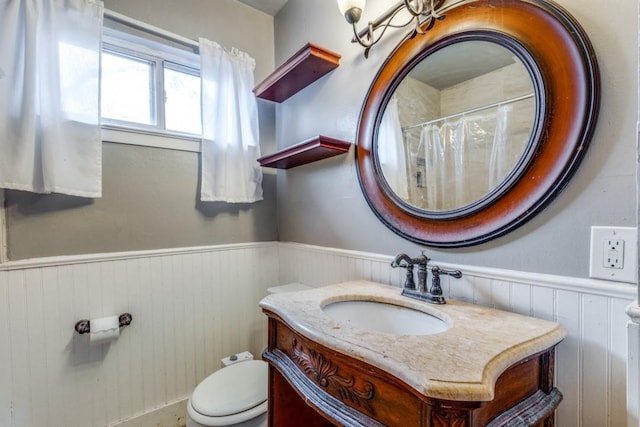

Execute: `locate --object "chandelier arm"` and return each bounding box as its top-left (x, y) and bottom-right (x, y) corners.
top-left (351, 2), bottom-right (414, 43)
top-left (404, 0), bottom-right (425, 16)
top-left (382, 12), bottom-right (421, 29)
top-left (351, 21), bottom-right (375, 48)
top-left (429, 0), bottom-right (442, 19)
top-left (353, 13), bottom-right (406, 49)
top-left (345, 0), bottom-right (471, 55)
top-left (414, 0), bottom-right (469, 28)
top-left (352, 1), bottom-right (408, 41)
top-left (413, 15), bottom-right (425, 34)
top-left (430, 0), bottom-right (469, 16)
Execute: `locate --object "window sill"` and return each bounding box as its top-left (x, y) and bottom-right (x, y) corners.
top-left (101, 126), bottom-right (201, 152)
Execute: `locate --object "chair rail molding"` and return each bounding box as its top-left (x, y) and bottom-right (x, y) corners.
top-left (0, 189), bottom-right (6, 264)
top-left (0, 241), bottom-right (276, 271)
top-left (279, 242), bottom-right (637, 300)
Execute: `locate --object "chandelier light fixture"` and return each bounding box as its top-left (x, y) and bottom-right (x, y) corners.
top-left (336, 0), bottom-right (453, 57)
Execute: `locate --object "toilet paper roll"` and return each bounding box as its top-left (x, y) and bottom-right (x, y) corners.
top-left (89, 316), bottom-right (120, 345)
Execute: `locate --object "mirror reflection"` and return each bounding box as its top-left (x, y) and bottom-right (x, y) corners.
top-left (377, 40), bottom-right (535, 212)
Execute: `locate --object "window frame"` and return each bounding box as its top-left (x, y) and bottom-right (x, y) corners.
top-left (101, 18), bottom-right (203, 152)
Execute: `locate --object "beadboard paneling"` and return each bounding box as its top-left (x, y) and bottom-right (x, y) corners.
top-left (629, 320), bottom-right (640, 426)
top-left (279, 242), bottom-right (636, 427)
top-left (0, 190), bottom-right (6, 263)
top-left (0, 243), bottom-right (278, 427)
top-left (628, 304), bottom-right (640, 427)
top-left (0, 241), bottom-right (636, 427)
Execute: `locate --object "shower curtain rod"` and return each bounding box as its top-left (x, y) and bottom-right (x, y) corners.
top-left (402, 93), bottom-right (534, 132)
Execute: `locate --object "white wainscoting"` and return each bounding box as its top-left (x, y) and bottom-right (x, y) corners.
top-left (0, 242), bottom-right (279, 427)
top-left (279, 242), bottom-right (637, 427)
top-left (0, 190), bottom-right (6, 264)
top-left (0, 241), bottom-right (636, 427)
top-left (628, 303), bottom-right (640, 427)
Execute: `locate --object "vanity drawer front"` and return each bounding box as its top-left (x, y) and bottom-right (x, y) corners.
top-left (273, 320), bottom-right (424, 427)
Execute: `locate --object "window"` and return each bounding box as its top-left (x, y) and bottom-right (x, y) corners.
top-left (164, 64), bottom-right (202, 135)
top-left (101, 50), bottom-right (156, 125)
top-left (101, 19), bottom-right (203, 148)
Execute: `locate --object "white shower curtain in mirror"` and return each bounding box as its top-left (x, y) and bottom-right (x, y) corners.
top-left (421, 124), bottom-right (446, 209)
top-left (378, 97), bottom-right (409, 199)
top-left (420, 106), bottom-right (510, 210)
top-left (199, 38), bottom-right (262, 203)
top-left (488, 105), bottom-right (510, 189)
top-left (0, 0), bottom-right (103, 197)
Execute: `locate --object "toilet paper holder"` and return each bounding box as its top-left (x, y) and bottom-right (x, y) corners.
top-left (74, 313), bottom-right (133, 335)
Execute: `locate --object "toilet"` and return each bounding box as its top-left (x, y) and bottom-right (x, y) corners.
top-left (186, 283), bottom-right (311, 427)
top-left (186, 358), bottom-right (268, 427)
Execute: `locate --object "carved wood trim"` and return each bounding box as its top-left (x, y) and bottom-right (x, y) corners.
top-left (264, 314), bottom-right (560, 427)
top-left (263, 348), bottom-right (385, 427)
top-left (431, 409), bottom-right (469, 427)
top-left (290, 337), bottom-right (376, 413)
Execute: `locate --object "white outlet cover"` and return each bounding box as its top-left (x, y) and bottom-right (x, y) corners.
top-left (589, 226), bottom-right (638, 283)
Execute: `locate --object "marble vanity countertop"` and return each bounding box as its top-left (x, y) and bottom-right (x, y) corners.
top-left (259, 280), bottom-right (566, 402)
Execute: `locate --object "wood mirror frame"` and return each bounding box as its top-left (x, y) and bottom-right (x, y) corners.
top-left (356, 0), bottom-right (600, 247)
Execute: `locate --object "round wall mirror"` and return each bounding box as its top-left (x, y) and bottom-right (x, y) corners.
top-left (356, 0), bottom-right (599, 247)
top-left (379, 38), bottom-right (539, 216)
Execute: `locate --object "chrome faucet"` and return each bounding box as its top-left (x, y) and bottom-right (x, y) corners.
top-left (391, 253), bottom-right (462, 304)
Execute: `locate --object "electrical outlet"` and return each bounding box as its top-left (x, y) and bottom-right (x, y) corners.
top-left (603, 239), bottom-right (624, 269)
top-left (590, 226), bottom-right (637, 283)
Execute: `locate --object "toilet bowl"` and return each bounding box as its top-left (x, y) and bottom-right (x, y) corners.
top-left (186, 283), bottom-right (311, 427)
top-left (186, 360), bottom-right (268, 427)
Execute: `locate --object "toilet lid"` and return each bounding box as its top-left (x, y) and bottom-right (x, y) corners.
top-left (191, 360), bottom-right (268, 417)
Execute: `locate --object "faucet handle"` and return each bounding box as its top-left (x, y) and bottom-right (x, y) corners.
top-left (432, 266), bottom-right (462, 279)
top-left (429, 266), bottom-right (462, 303)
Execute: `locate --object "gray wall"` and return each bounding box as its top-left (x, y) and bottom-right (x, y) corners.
top-left (4, 0), bottom-right (278, 260)
top-left (273, 0), bottom-right (638, 279)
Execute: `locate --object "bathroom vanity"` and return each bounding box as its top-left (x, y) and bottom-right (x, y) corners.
top-left (260, 281), bottom-right (566, 427)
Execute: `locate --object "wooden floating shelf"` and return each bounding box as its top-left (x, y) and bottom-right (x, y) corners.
top-left (253, 43), bottom-right (341, 103)
top-left (258, 136), bottom-right (351, 169)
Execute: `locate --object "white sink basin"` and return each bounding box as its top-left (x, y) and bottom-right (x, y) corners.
top-left (322, 300), bottom-right (449, 335)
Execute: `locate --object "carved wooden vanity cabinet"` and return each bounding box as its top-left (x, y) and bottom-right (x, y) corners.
top-left (259, 280), bottom-right (566, 427)
top-left (263, 312), bottom-right (561, 427)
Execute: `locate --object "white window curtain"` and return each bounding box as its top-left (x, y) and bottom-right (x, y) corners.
top-left (0, 0), bottom-right (103, 197)
top-left (378, 97), bottom-right (409, 199)
top-left (199, 38), bottom-right (262, 203)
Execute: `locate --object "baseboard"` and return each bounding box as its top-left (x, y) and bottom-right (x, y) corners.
top-left (109, 398), bottom-right (188, 427)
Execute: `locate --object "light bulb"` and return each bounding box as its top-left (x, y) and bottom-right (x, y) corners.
top-left (337, 0), bottom-right (366, 24)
